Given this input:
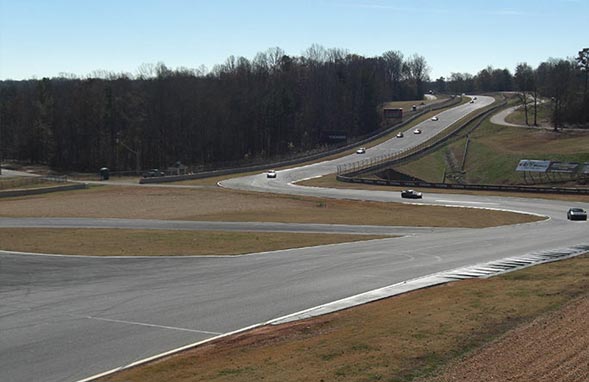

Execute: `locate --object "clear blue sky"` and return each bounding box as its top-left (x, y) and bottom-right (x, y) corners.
top-left (1, 0), bottom-right (587, 80)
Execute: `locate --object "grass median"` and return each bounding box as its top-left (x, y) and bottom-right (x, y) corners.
top-left (0, 186), bottom-right (542, 227)
top-left (0, 228), bottom-right (387, 256)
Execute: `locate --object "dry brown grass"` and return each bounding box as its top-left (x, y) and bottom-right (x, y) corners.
top-left (425, 295), bottom-right (589, 382)
top-left (99, 254), bottom-right (589, 382)
top-left (480, 125), bottom-right (589, 156)
top-left (0, 185), bottom-right (541, 228)
top-left (0, 228), bottom-right (385, 256)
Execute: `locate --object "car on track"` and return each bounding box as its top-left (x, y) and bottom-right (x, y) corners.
top-left (356, 147), bottom-right (366, 154)
top-left (396, 132), bottom-right (404, 138)
top-left (470, 100), bottom-right (475, 104)
top-left (401, 189), bottom-right (422, 199)
top-left (431, 116), bottom-right (439, 121)
top-left (266, 170), bottom-right (277, 178)
top-left (413, 129), bottom-right (422, 134)
top-left (143, 169), bottom-right (165, 177)
top-left (567, 208), bottom-right (587, 220)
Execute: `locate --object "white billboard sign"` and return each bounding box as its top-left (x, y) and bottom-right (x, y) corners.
top-left (547, 162), bottom-right (580, 174)
top-left (515, 160), bottom-right (551, 173)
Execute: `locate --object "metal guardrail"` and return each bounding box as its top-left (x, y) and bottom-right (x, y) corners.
top-left (0, 183), bottom-right (86, 198)
top-left (0, 175), bottom-right (69, 190)
top-left (338, 176), bottom-right (589, 195)
top-left (335, 176), bottom-right (589, 195)
top-left (140, 97), bottom-right (462, 184)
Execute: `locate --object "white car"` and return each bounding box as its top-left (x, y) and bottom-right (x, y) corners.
top-left (266, 170), bottom-right (277, 178)
top-left (413, 129), bottom-right (422, 134)
top-left (431, 116), bottom-right (439, 121)
top-left (396, 132), bottom-right (404, 138)
top-left (356, 147), bottom-right (366, 154)
top-left (401, 189), bottom-right (423, 199)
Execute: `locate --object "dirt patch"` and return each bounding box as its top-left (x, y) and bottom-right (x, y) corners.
top-left (426, 295), bottom-right (589, 382)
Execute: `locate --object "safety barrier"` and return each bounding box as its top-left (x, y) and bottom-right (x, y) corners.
top-left (335, 176), bottom-right (589, 195)
top-left (337, 99), bottom-right (506, 177)
top-left (0, 183), bottom-right (87, 198)
top-left (140, 97), bottom-right (462, 184)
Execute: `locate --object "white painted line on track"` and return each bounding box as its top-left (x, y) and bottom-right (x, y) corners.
top-left (84, 316), bottom-right (222, 335)
top-left (289, 174), bottom-right (323, 185)
top-left (76, 243), bottom-right (588, 382)
top-left (434, 199), bottom-right (498, 205)
top-left (75, 322), bottom-right (267, 382)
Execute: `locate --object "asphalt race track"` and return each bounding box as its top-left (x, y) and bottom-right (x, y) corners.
top-left (2, 96), bottom-right (588, 382)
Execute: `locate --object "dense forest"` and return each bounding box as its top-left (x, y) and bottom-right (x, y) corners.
top-left (430, 48), bottom-right (589, 128)
top-left (0, 46), bottom-right (429, 172)
top-left (0, 46), bottom-right (587, 172)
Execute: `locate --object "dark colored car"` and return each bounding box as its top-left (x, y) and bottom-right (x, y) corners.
top-left (567, 208), bottom-right (587, 220)
top-left (401, 189), bottom-right (422, 199)
top-left (143, 169), bottom-right (165, 177)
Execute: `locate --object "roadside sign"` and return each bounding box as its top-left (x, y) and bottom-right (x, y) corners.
top-left (515, 160), bottom-right (551, 172)
top-left (547, 162), bottom-right (580, 174)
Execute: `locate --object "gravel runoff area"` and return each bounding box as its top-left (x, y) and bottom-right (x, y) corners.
top-left (424, 295), bottom-right (589, 382)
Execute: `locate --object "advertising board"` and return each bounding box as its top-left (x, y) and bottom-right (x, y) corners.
top-left (515, 160), bottom-right (551, 172)
top-left (547, 162), bottom-right (580, 173)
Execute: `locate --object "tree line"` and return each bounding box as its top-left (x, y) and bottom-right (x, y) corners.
top-left (0, 46), bottom-right (429, 172)
top-left (430, 48), bottom-right (589, 128)
top-left (2, 46), bottom-right (586, 173)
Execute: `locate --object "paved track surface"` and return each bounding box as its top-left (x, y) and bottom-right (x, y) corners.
top-left (490, 104), bottom-right (527, 127)
top-left (0, 169), bottom-right (39, 177)
top-left (2, 95), bottom-right (588, 382)
top-left (0, 217), bottom-right (461, 237)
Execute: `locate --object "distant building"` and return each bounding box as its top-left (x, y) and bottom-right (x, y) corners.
top-left (383, 108), bottom-right (403, 119)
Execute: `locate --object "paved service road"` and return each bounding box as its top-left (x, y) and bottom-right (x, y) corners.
top-left (2, 95), bottom-right (588, 382)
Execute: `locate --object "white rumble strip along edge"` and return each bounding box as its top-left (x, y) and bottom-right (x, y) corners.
top-left (77, 243), bottom-right (589, 382)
